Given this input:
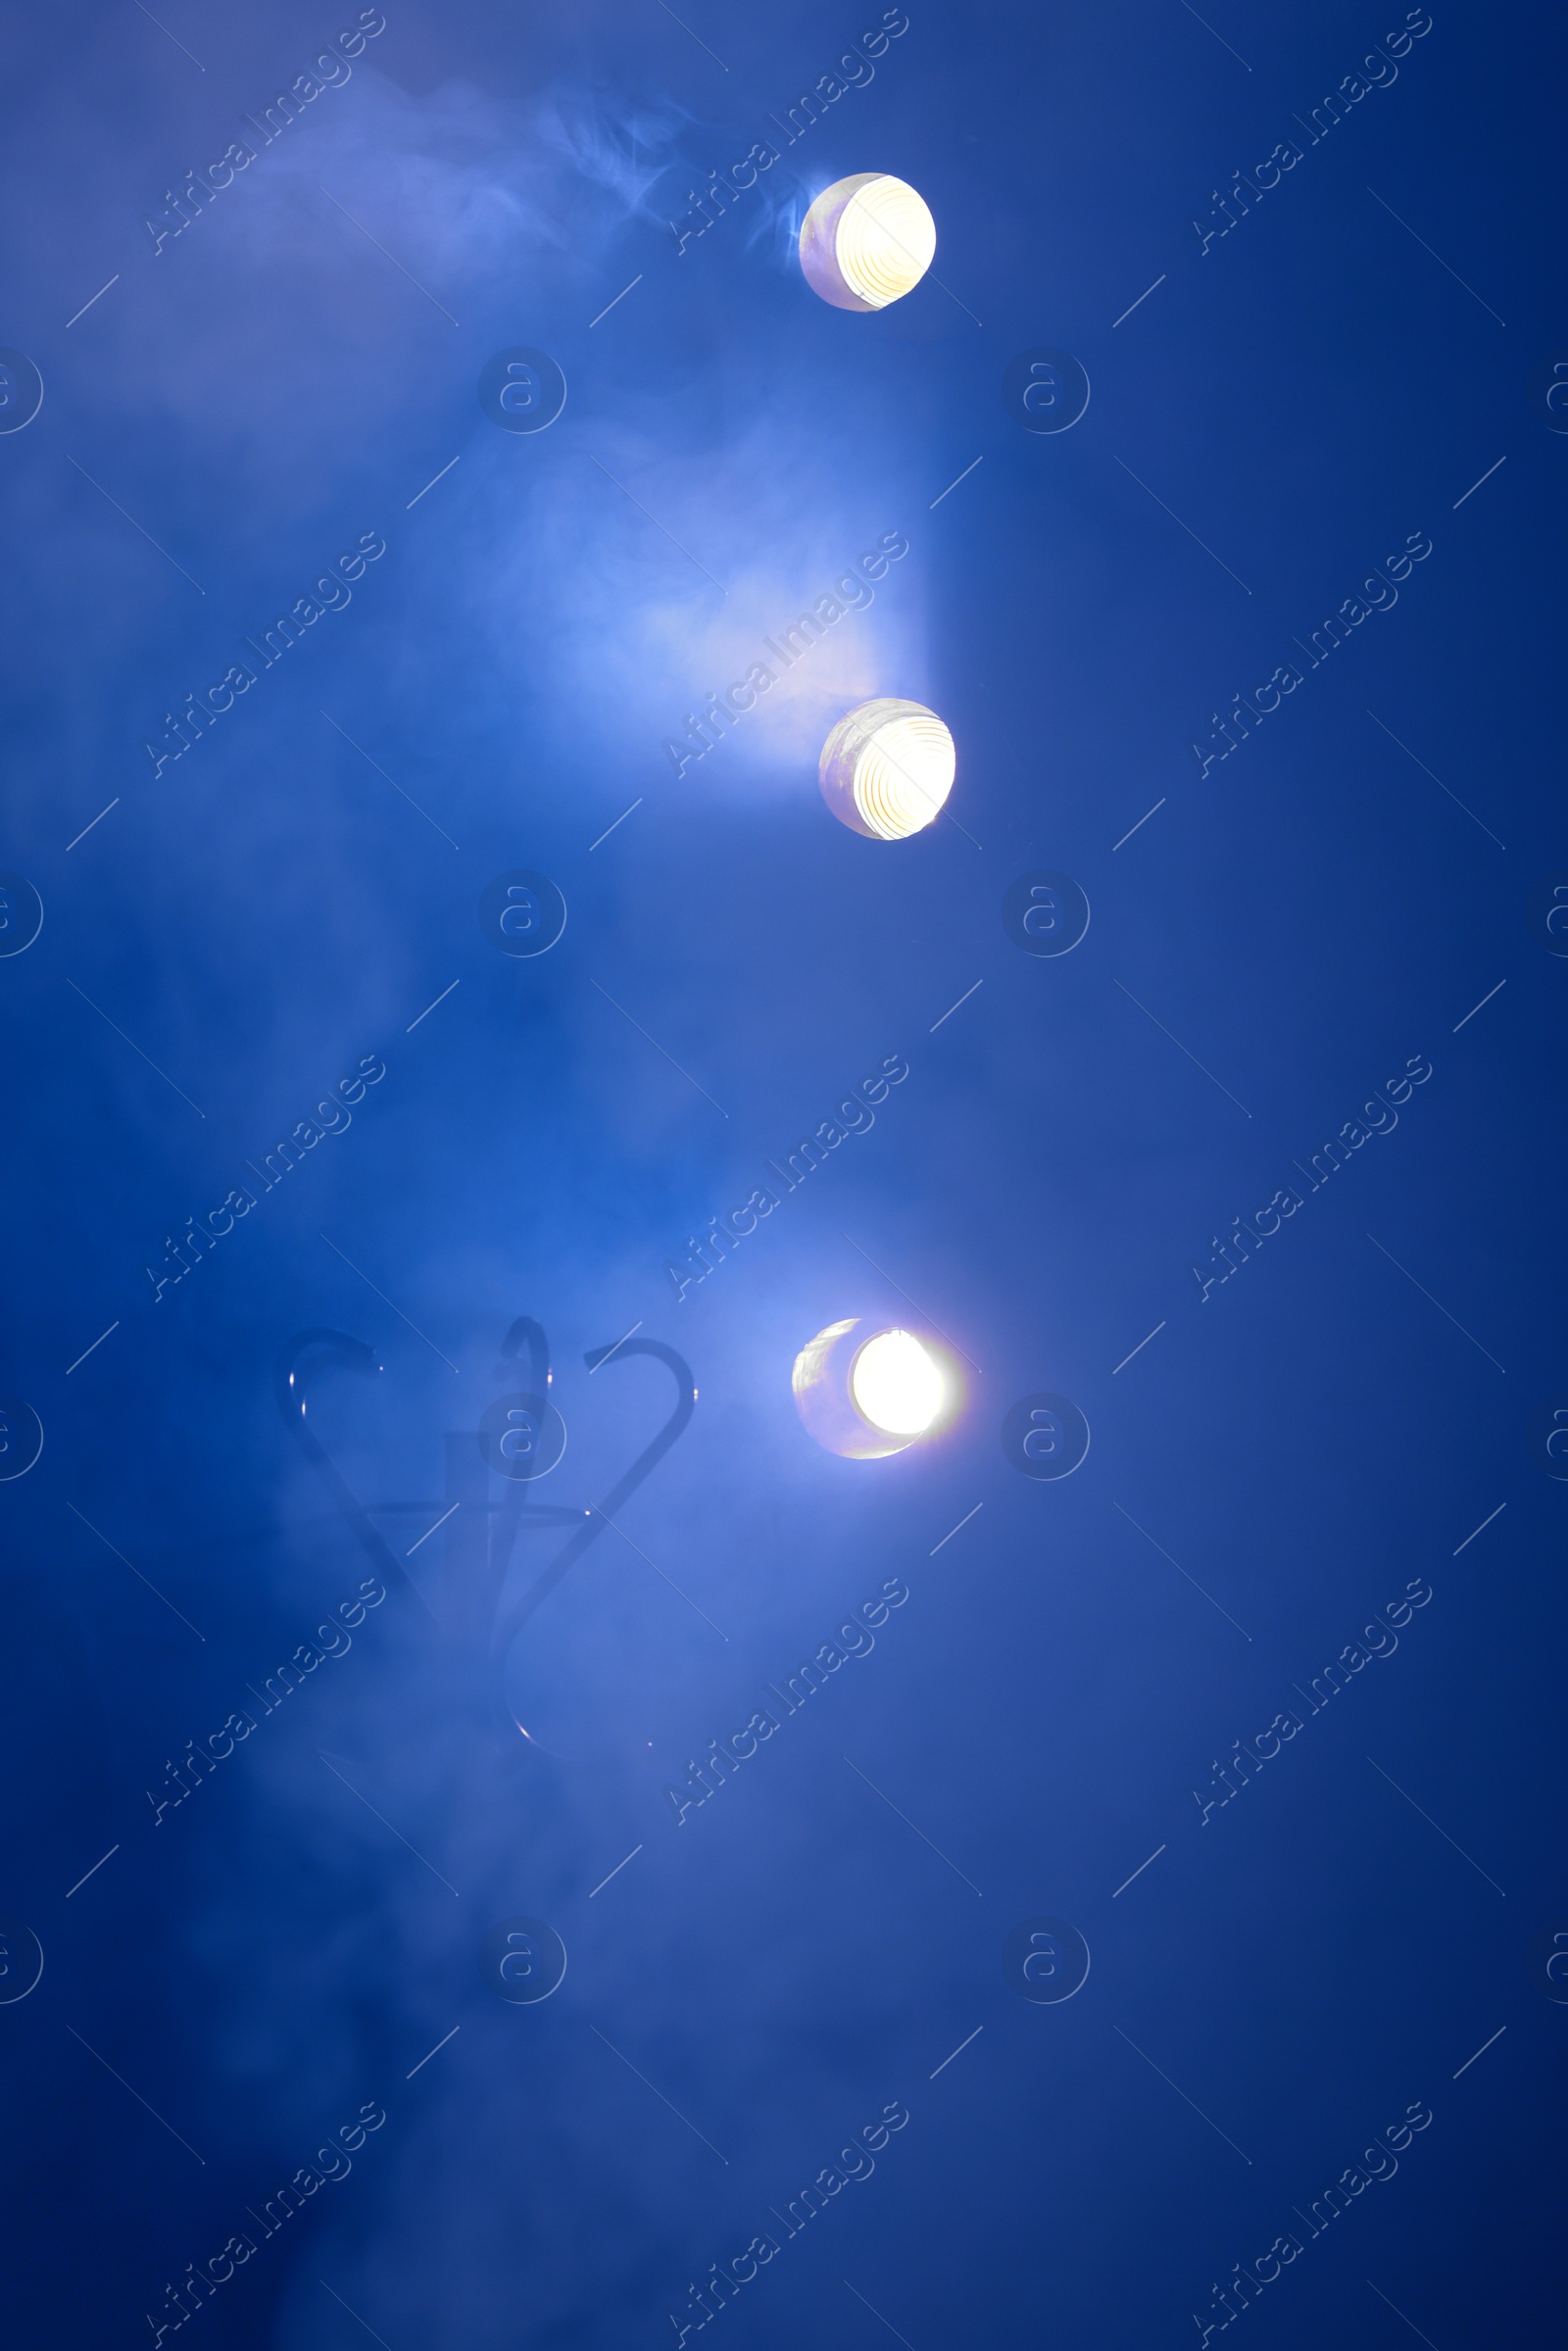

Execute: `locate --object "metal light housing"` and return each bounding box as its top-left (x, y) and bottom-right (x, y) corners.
top-left (792, 1318), bottom-right (950, 1458)
top-left (818, 698), bottom-right (956, 839)
top-left (799, 173), bottom-right (936, 311)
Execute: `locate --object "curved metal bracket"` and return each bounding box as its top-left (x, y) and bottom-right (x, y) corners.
top-left (274, 1325), bottom-right (697, 1675)
top-left (488, 1337), bottom-right (697, 1665)
top-left (497, 1314), bottom-right (551, 1394)
top-left (274, 1329), bottom-right (439, 1621)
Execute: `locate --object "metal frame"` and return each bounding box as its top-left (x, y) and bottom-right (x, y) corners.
top-left (275, 1319), bottom-right (697, 1732)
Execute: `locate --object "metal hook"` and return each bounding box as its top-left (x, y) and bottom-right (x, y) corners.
top-left (496, 1314), bottom-right (550, 1394)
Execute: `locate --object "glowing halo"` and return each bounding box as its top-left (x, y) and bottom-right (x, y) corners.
top-left (851, 1329), bottom-right (945, 1437)
top-left (799, 173), bottom-right (936, 311)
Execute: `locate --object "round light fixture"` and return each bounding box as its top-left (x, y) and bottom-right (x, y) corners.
top-left (818, 698), bottom-right (956, 839)
top-left (792, 1318), bottom-right (951, 1458)
top-left (799, 174), bottom-right (936, 311)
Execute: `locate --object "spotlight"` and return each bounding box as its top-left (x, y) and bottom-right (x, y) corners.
top-left (793, 1318), bottom-right (950, 1458)
top-left (818, 698), bottom-right (956, 839)
top-left (799, 173), bottom-right (936, 311)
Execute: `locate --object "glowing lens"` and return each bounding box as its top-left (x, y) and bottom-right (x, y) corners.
top-left (818, 698), bottom-right (956, 840)
top-left (799, 174), bottom-right (937, 312)
top-left (835, 175), bottom-right (936, 308)
top-left (851, 1329), bottom-right (944, 1438)
top-left (852, 707), bottom-right (955, 838)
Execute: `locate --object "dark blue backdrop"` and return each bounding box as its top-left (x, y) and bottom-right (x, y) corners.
top-left (1, 1), bottom-right (1564, 2344)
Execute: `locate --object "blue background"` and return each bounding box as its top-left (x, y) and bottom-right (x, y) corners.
top-left (0, 1), bottom-right (1563, 2343)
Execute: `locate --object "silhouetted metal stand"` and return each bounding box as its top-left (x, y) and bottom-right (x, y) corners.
top-left (275, 1319), bottom-right (696, 1738)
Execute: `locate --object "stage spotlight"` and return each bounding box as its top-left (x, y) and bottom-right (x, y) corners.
top-left (818, 698), bottom-right (956, 839)
top-left (793, 1318), bottom-right (950, 1458)
top-left (799, 173), bottom-right (936, 311)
